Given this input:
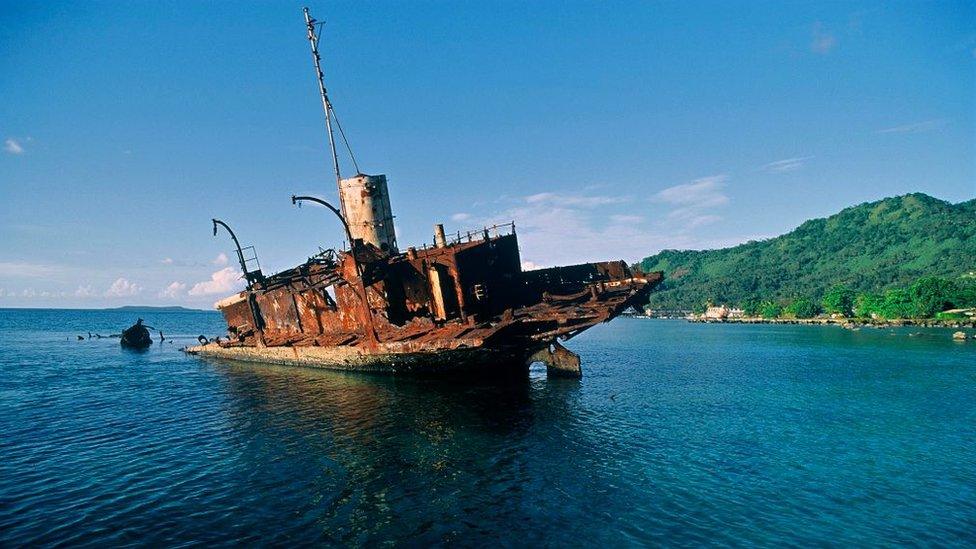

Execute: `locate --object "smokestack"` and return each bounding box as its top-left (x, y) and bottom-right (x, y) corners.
top-left (434, 224), bottom-right (447, 248)
top-left (338, 174), bottom-right (398, 254)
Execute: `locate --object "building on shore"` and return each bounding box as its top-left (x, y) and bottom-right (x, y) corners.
top-left (644, 307), bottom-right (693, 319)
top-left (702, 305), bottom-right (744, 320)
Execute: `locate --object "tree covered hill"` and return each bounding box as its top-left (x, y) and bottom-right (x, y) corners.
top-left (640, 193), bottom-right (976, 310)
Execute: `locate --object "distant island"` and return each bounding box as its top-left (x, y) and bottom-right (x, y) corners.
top-left (104, 305), bottom-right (209, 313)
top-left (640, 193), bottom-right (976, 321)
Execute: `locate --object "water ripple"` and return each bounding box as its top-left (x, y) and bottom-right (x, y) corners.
top-left (1, 311), bottom-right (974, 546)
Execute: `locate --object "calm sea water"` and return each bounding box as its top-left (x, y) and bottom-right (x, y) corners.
top-left (1, 309), bottom-right (974, 546)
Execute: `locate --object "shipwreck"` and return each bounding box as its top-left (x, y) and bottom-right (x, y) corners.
top-left (185, 8), bottom-right (662, 377)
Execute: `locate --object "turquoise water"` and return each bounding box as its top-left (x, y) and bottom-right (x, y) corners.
top-left (1, 309), bottom-right (974, 546)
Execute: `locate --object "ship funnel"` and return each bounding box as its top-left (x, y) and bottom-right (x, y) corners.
top-left (434, 224), bottom-right (447, 248)
top-left (338, 174), bottom-right (398, 254)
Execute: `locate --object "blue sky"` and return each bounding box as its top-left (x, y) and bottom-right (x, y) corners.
top-left (1, 1), bottom-right (973, 308)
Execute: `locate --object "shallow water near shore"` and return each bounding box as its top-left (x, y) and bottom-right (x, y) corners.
top-left (1, 309), bottom-right (974, 546)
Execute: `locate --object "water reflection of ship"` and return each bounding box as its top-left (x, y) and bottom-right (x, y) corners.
top-left (187, 8), bottom-right (662, 378)
top-left (213, 358), bottom-right (546, 441)
top-left (209, 358), bottom-right (595, 542)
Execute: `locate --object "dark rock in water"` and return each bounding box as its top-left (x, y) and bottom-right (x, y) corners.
top-left (120, 319), bottom-right (153, 349)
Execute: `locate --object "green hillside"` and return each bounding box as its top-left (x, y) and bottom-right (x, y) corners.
top-left (640, 193), bottom-right (976, 311)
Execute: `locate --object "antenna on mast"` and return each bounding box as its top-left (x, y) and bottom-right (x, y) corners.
top-left (301, 8), bottom-right (396, 256)
top-left (303, 7), bottom-right (358, 193)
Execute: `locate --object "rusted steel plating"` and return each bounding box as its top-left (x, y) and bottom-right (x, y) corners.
top-left (291, 194), bottom-right (379, 346)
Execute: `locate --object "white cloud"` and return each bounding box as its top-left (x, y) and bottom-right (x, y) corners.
top-left (105, 277), bottom-right (142, 297)
top-left (4, 138), bottom-right (24, 155)
top-left (609, 214), bottom-right (644, 224)
top-left (653, 175), bottom-right (729, 208)
top-left (524, 192), bottom-right (628, 208)
top-left (212, 253), bottom-right (229, 266)
top-left (653, 175), bottom-right (730, 229)
top-left (22, 288), bottom-right (36, 298)
top-left (0, 288), bottom-right (6, 297)
top-left (0, 261), bottom-right (59, 278)
top-left (157, 257), bottom-right (212, 268)
top-left (875, 118), bottom-right (947, 135)
top-left (189, 267), bottom-right (241, 296)
top-left (811, 23), bottom-right (836, 54)
top-left (74, 285), bottom-right (96, 298)
top-left (685, 214), bottom-right (723, 229)
top-left (445, 178), bottom-right (758, 266)
top-left (159, 281), bottom-right (187, 299)
top-left (458, 189), bottom-right (656, 266)
top-left (760, 156), bottom-right (813, 173)
top-left (450, 212), bottom-right (471, 222)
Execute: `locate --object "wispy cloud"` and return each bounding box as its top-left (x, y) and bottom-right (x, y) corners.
top-left (389, 178), bottom-right (757, 268)
top-left (653, 175), bottom-right (730, 230)
top-left (159, 281), bottom-right (187, 299)
top-left (875, 118), bottom-right (947, 135)
top-left (104, 277), bottom-right (142, 297)
top-left (189, 267), bottom-right (241, 296)
top-left (0, 261), bottom-right (60, 278)
top-left (653, 175), bottom-right (728, 207)
top-left (685, 214), bottom-right (724, 229)
top-left (760, 156), bottom-right (813, 173)
top-left (450, 212), bottom-right (471, 222)
top-left (810, 22), bottom-right (836, 54)
top-left (156, 257), bottom-right (213, 268)
top-left (0, 287), bottom-right (73, 299)
top-left (4, 138), bottom-right (24, 155)
top-left (609, 214), bottom-right (644, 224)
top-left (448, 189), bottom-right (649, 266)
top-left (524, 192), bottom-right (628, 208)
top-left (74, 285), bottom-right (96, 298)
top-left (448, 184), bottom-right (735, 266)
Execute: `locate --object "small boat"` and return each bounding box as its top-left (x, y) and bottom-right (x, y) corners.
top-left (120, 319), bottom-right (153, 349)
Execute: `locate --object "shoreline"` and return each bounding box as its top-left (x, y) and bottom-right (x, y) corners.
top-left (684, 317), bottom-right (976, 329)
top-left (623, 314), bottom-right (975, 329)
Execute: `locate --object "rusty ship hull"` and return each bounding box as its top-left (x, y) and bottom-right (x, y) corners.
top-left (187, 230), bottom-right (662, 377)
top-left (185, 8), bottom-right (663, 377)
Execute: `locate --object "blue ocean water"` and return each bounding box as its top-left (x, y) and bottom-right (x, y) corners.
top-left (0, 308), bottom-right (974, 546)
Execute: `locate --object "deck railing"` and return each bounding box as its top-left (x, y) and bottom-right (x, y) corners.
top-left (445, 221), bottom-right (516, 246)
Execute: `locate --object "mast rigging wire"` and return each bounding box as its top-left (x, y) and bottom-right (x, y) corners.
top-left (329, 107), bottom-right (361, 175)
top-left (313, 18), bottom-right (362, 176)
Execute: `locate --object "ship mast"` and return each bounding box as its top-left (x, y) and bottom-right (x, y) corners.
top-left (303, 7), bottom-right (343, 196)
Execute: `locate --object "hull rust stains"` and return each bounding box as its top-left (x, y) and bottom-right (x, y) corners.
top-left (187, 235), bottom-right (663, 377)
top-left (185, 8), bottom-right (664, 377)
